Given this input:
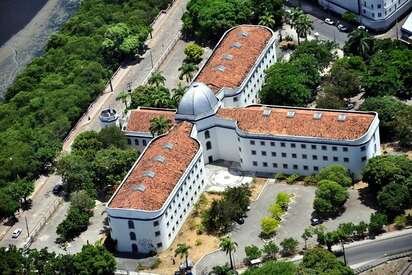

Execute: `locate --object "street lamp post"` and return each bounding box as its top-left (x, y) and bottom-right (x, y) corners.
top-left (341, 241), bottom-right (347, 265)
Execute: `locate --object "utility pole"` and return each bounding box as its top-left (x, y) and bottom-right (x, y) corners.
top-left (109, 78), bottom-right (114, 92)
top-left (24, 216), bottom-right (29, 238)
top-left (396, 18), bottom-right (399, 40)
top-left (341, 241), bottom-right (347, 265)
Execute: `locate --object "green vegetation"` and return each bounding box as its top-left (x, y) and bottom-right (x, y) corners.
top-left (219, 236), bottom-right (238, 270)
top-left (342, 11), bottom-right (358, 23)
top-left (56, 190), bottom-right (95, 242)
top-left (0, 244), bottom-right (116, 275)
top-left (175, 243), bottom-right (191, 270)
top-left (313, 180), bottom-right (349, 218)
top-left (288, 8), bottom-right (313, 44)
top-left (316, 164), bottom-right (352, 187)
top-left (260, 216), bottom-right (280, 237)
top-left (202, 184), bottom-right (251, 233)
top-left (280, 238), bottom-right (299, 257)
top-left (184, 43), bottom-right (204, 64)
top-left (300, 247), bottom-right (354, 274)
top-left (243, 261), bottom-right (296, 275)
top-left (368, 212), bottom-right (388, 236)
top-left (245, 245), bottom-right (262, 261)
top-left (262, 192), bottom-right (291, 237)
top-left (149, 116), bottom-right (173, 136)
top-left (0, 0), bottom-right (171, 218)
top-left (260, 40), bottom-right (335, 106)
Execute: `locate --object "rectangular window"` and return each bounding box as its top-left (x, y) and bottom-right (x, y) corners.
top-left (344, 157), bottom-right (349, 163)
top-left (361, 146), bottom-right (366, 151)
top-left (271, 152), bottom-right (276, 157)
top-left (281, 142), bottom-right (286, 147)
top-left (157, 242), bottom-right (162, 248)
top-left (343, 147), bottom-right (348, 152)
top-left (253, 161), bottom-right (258, 166)
top-left (261, 151), bottom-right (267, 156)
top-left (233, 97), bottom-right (238, 102)
top-left (251, 150), bottom-right (256, 155)
top-left (153, 221), bottom-right (159, 227)
top-left (282, 153), bottom-right (287, 158)
top-left (301, 144), bottom-right (306, 149)
top-left (322, 145), bottom-right (327, 151)
top-left (362, 156), bottom-right (367, 162)
top-left (292, 153), bottom-right (297, 158)
top-left (293, 164), bottom-right (298, 170)
top-left (270, 141), bottom-right (276, 147)
top-left (250, 140), bottom-right (255, 145)
top-left (333, 157), bottom-right (339, 162)
top-left (311, 145), bottom-right (317, 150)
top-left (303, 165), bottom-right (309, 170)
top-left (312, 155), bottom-right (318, 160)
top-left (134, 139), bottom-right (139, 145)
top-left (273, 163), bottom-right (278, 168)
top-left (260, 141), bottom-right (265, 146)
top-left (302, 154), bottom-right (307, 159)
top-left (291, 143), bottom-right (296, 148)
top-left (323, 156), bottom-right (328, 161)
top-left (283, 164), bottom-right (288, 169)
top-left (238, 147), bottom-right (242, 152)
top-left (127, 138), bottom-right (132, 145)
top-left (332, 146), bottom-right (337, 151)
top-left (314, 166), bottom-right (319, 171)
top-left (128, 220), bottom-right (134, 229)
top-left (263, 162), bottom-right (268, 167)
top-left (143, 139), bottom-right (147, 146)
top-left (155, 231), bottom-right (160, 237)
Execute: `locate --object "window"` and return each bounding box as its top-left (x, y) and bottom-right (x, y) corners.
top-left (260, 141), bottom-right (265, 146)
top-left (134, 139), bottom-right (139, 145)
top-left (312, 155), bottom-right (318, 160)
top-left (273, 163), bottom-right (278, 168)
top-left (238, 147), bottom-right (242, 152)
top-left (362, 156), bottom-right (367, 162)
top-left (270, 141), bottom-right (276, 147)
top-left (302, 154), bottom-right (307, 159)
top-left (208, 156), bottom-right (213, 163)
top-left (250, 140), bottom-right (255, 145)
top-left (253, 161), bottom-right (258, 166)
top-left (130, 232), bottom-right (136, 240)
top-left (128, 220), bottom-right (134, 229)
top-left (361, 146), bottom-right (366, 151)
top-left (304, 165), bottom-right (309, 170)
top-left (343, 147), bottom-right (348, 152)
top-left (344, 157), bottom-right (349, 163)
top-left (293, 164), bottom-right (298, 170)
top-left (372, 13), bottom-right (375, 17)
top-left (292, 153), bottom-right (297, 158)
top-left (281, 153), bottom-right (287, 158)
top-left (311, 145), bottom-right (317, 150)
top-left (205, 130), bottom-right (210, 139)
top-left (157, 242), bottom-right (163, 248)
top-left (143, 139), bottom-right (147, 146)
top-left (155, 231), bottom-right (160, 236)
top-left (281, 142), bottom-right (286, 147)
top-left (291, 143), bottom-right (296, 148)
top-left (153, 221), bottom-right (159, 227)
top-left (378, 12), bottom-right (382, 17)
top-left (321, 145), bottom-right (327, 151)
top-left (251, 150), bottom-right (256, 155)
top-left (233, 97), bottom-right (238, 102)
top-left (263, 162), bottom-right (268, 167)
top-left (332, 146), bottom-right (337, 151)
top-left (127, 138), bottom-right (132, 145)
top-left (271, 152), bottom-right (276, 157)
top-left (323, 156), bottom-right (328, 161)
top-left (333, 157), bottom-right (339, 162)
top-left (314, 166), bottom-right (319, 171)
top-left (261, 151), bottom-right (267, 156)
top-left (206, 141), bottom-right (212, 150)
top-left (301, 144), bottom-right (306, 149)
top-left (378, 4), bottom-right (381, 8)
top-left (283, 164), bottom-right (288, 169)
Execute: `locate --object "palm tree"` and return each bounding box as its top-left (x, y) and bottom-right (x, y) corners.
top-left (149, 115), bottom-right (172, 136)
top-left (219, 236), bottom-right (238, 270)
top-left (209, 264), bottom-right (235, 275)
top-left (344, 29), bottom-right (374, 59)
top-left (148, 70), bottom-right (166, 87)
top-left (301, 227), bottom-right (313, 250)
top-left (116, 91), bottom-right (130, 116)
top-left (172, 83), bottom-right (187, 104)
top-left (178, 63), bottom-right (198, 83)
top-left (295, 14), bottom-right (313, 44)
top-left (175, 243), bottom-right (191, 270)
top-left (259, 13), bottom-right (276, 29)
top-left (288, 8), bottom-right (304, 29)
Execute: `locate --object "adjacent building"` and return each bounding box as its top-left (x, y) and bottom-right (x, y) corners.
top-left (318, 0), bottom-right (412, 31)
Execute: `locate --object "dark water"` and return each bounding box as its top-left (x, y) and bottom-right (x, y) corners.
top-left (0, 0), bottom-right (48, 46)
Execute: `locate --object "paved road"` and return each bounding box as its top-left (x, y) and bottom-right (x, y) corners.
top-left (346, 233), bottom-right (412, 266)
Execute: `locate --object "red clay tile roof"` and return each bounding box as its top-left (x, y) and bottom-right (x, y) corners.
top-left (126, 108), bottom-right (176, 132)
top-left (217, 106), bottom-right (376, 140)
top-left (109, 122), bottom-right (199, 211)
top-left (195, 25), bottom-right (272, 94)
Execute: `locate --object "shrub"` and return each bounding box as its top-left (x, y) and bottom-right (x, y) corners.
top-left (195, 239), bottom-right (202, 246)
top-left (286, 174), bottom-right (300, 184)
top-left (184, 43), bottom-right (204, 64)
top-left (316, 164), bottom-right (352, 187)
top-left (245, 245), bottom-right (262, 261)
top-left (368, 212), bottom-right (388, 236)
top-left (303, 176), bottom-right (318, 186)
top-left (261, 216), bottom-right (279, 237)
top-left (313, 180), bottom-right (349, 218)
top-left (274, 173), bottom-right (288, 180)
top-left (280, 238), bottom-right (299, 257)
top-left (276, 192), bottom-right (290, 210)
top-left (394, 215), bottom-right (407, 229)
top-left (268, 203), bottom-right (284, 220)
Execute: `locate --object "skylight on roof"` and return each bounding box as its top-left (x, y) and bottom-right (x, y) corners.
top-left (239, 31), bottom-right (249, 37)
top-left (223, 54), bottom-right (233, 61)
top-left (263, 108), bottom-right (272, 117)
top-left (337, 113), bottom-right (347, 122)
top-left (143, 170), bottom-right (155, 178)
top-left (216, 65), bottom-right (225, 72)
top-left (313, 112), bottom-right (322, 120)
top-left (163, 142), bottom-right (174, 150)
top-left (132, 183), bottom-right (145, 192)
top-left (287, 111), bottom-right (295, 118)
top-left (232, 42), bottom-right (241, 49)
top-left (154, 155), bottom-right (165, 163)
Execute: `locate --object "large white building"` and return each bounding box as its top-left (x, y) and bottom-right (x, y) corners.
top-left (318, 0), bottom-right (412, 31)
top-left (107, 25), bottom-right (381, 254)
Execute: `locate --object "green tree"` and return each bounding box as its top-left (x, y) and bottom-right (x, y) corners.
top-left (175, 243), bottom-right (191, 270)
top-left (313, 180), bottom-right (349, 217)
top-left (148, 71), bottom-right (166, 88)
top-left (344, 29), bottom-right (375, 59)
top-left (172, 83), bottom-right (187, 104)
top-left (8, 180), bottom-right (34, 205)
top-left (209, 264), bottom-right (236, 275)
top-left (178, 63), bottom-right (198, 83)
top-left (261, 216), bottom-right (279, 237)
top-left (244, 245), bottom-right (262, 261)
top-left (116, 91), bottom-right (130, 114)
top-left (316, 164), bottom-right (352, 187)
top-left (0, 190), bottom-right (20, 218)
top-left (268, 203), bottom-right (284, 220)
top-left (354, 221), bottom-right (368, 239)
top-left (243, 261), bottom-right (296, 275)
top-left (394, 215), bottom-right (407, 229)
top-left (316, 92), bottom-right (346, 109)
top-left (184, 43), bottom-right (204, 64)
top-left (280, 238), bottom-right (299, 257)
top-left (259, 13), bottom-right (276, 29)
top-left (73, 244), bottom-right (116, 274)
top-left (97, 126), bottom-right (128, 150)
top-left (295, 14), bottom-right (313, 44)
top-left (300, 247), bottom-right (354, 274)
top-left (276, 192), bottom-right (290, 210)
top-left (149, 116), bottom-right (173, 137)
top-left (342, 11), bottom-right (358, 23)
top-left (368, 212), bottom-right (387, 236)
top-left (57, 154), bottom-right (94, 193)
top-left (219, 236), bottom-right (238, 270)
top-left (262, 241), bottom-right (279, 260)
top-left (302, 227), bottom-right (313, 250)
top-left (70, 190), bottom-right (95, 212)
top-left (396, 106), bottom-right (412, 148)
top-left (377, 183), bottom-right (410, 215)
top-left (72, 131), bottom-right (103, 160)
top-left (290, 40), bottom-right (336, 70)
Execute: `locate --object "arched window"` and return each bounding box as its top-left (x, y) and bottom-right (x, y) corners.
top-left (131, 244), bottom-right (138, 253)
top-left (205, 130), bottom-right (210, 139)
top-left (206, 141), bottom-right (212, 150)
top-left (130, 232), bottom-right (136, 240)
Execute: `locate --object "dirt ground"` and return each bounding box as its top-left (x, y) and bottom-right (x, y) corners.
top-left (360, 257), bottom-right (410, 275)
top-left (143, 192), bottom-right (221, 275)
top-left (381, 143), bottom-right (412, 159)
top-left (250, 178), bottom-right (268, 201)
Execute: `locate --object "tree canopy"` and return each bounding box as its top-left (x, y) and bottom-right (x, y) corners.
top-left (313, 180), bottom-right (349, 218)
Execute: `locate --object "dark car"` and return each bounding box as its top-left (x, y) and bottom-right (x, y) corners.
top-left (236, 217), bottom-right (245, 225)
top-left (52, 184), bottom-right (63, 195)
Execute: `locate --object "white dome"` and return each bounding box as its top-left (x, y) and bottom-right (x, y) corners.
top-left (176, 82), bottom-right (219, 119)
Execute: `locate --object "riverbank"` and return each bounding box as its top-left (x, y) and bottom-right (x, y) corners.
top-left (0, 0), bottom-right (79, 99)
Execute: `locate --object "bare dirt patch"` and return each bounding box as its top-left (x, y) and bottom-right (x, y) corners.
top-left (381, 142), bottom-right (412, 159)
top-left (250, 178), bottom-right (267, 201)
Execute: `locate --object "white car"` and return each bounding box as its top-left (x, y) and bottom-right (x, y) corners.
top-left (357, 25), bottom-right (367, 31)
top-left (325, 18), bottom-right (334, 25)
top-left (12, 228), bottom-right (22, 239)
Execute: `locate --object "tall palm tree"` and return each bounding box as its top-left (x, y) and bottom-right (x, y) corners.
top-left (175, 243), bottom-right (191, 270)
top-left (178, 63), bottom-right (198, 83)
top-left (219, 236), bottom-right (238, 270)
top-left (149, 115), bottom-right (172, 136)
top-left (172, 83), bottom-right (187, 104)
top-left (259, 13), bottom-right (276, 29)
top-left (148, 70), bottom-right (166, 87)
top-left (344, 29), bottom-right (374, 59)
top-left (288, 8), bottom-right (304, 29)
top-left (295, 14), bottom-right (313, 44)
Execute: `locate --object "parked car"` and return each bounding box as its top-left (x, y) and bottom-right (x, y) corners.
top-left (12, 228), bottom-right (22, 239)
top-left (236, 217), bottom-right (245, 225)
top-left (325, 18), bottom-right (334, 25)
top-left (337, 24), bottom-right (348, 32)
top-left (311, 217), bottom-right (321, 226)
top-left (357, 25), bottom-right (367, 31)
top-left (52, 184), bottom-right (63, 195)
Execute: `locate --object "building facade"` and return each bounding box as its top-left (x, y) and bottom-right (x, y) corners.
top-left (318, 0), bottom-right (412, 31)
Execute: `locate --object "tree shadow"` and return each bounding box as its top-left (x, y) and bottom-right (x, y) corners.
top-left (358, 186), bottom-right (379, 210)
top-left (21, 199), bottom-right (33, 211)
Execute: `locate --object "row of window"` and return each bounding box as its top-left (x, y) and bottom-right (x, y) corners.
top-left (127, 137), bottom-right (148, 146)
top-left (248, 139), bottom-right (357, 152)
top-left (249, 150), bottom-right (352, 162)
